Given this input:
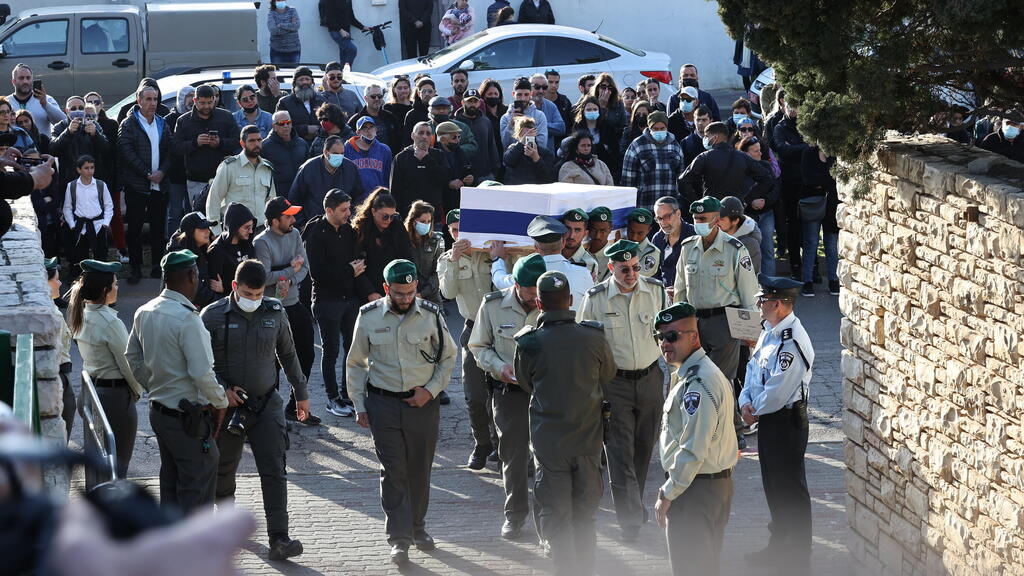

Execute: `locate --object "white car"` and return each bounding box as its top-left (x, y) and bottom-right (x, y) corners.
top-left (372, 24), bottom-right (672, 101)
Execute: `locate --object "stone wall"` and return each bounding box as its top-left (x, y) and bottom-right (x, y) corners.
top-left (839, 134), bottom-right (1024, 576)
top-left (0, 196), bottom-right (68, 495)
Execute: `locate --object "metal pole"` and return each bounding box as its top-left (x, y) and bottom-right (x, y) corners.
top-left (80, 372), bottom-right (119, 482)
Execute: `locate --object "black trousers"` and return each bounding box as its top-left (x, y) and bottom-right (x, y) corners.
top-left (312, 298), bottom-right (358, 401)
top-left (125, 187), bottom-right (166, 272)
top-left (758, 403), bottom-right (812, 571)
top-left (778, 165), bottom-right (802, 271)
top-left (284, 301), bottom-right (315, 414)
top-left (150, 406), bottom-right (219, 514)
top-left (82, 384), bottom-right (138, 491)
top-left (66, 225), bottom-right (110, 269)
top-left (400, 21), bottom-right (431, 59)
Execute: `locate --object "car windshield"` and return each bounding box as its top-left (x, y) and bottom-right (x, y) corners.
top-left (420, 30), bottom-right (489, 63)
top-left (597, 34), bottom-right (645, 57)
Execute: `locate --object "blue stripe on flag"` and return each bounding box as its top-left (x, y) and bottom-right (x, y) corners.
top-left (460, 207), bottom-right (635, 235)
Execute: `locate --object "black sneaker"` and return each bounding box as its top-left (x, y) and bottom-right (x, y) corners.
top-left (487, 449), bottom-right (500, 463)
top-left (829, 280), bottom-right (841, 296)
top-left (286, 408), bottom-right (322, 426)
top-left (268, 535), bottom-right (303, 561)
top-left (390, 544), bottom-right (409, 565)
top-left (413, 531), bottom-right (436, 551)
top-left (801, 282), bottom-right (814, 298)
top-left (467, 448), bottom-right (490, 470)
top-left (438, 390), bottom-right (451, 405)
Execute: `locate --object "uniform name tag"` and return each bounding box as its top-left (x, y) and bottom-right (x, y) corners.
top-left (228, 323), bottom-right (239, 329)
top-left (374, 327), bottom-right (390, 333)
top-left (605, 311), bottom-right (620, 317)
top-left (262, 319), bottom-right (275, 328)
top-left (499, 323), bottom-right (515, 329)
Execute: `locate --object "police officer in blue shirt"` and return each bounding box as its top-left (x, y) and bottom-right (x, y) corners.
top-left (739, 274), bottom-right (814, 575)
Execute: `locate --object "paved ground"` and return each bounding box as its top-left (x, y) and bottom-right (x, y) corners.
top-left (66, 260), bottom-right (849, 575)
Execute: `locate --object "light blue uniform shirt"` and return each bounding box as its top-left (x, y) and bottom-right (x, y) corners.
top-left (739, 312), bottom-right (814, 415)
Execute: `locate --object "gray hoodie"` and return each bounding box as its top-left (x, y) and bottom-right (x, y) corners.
top-left (733, 216), bottom-right (763, 275)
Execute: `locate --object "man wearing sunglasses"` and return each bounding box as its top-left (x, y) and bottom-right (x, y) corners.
top-left (348, 84), bottom-right (400, 151)
top-left (739, 275), bottom-right (814, 575)
top-left (677, 121), bottom-right (773, 207)
top-left (654, 301), bottom-right (737, 576)
top-left (577, 239), bottom-right (667, 542)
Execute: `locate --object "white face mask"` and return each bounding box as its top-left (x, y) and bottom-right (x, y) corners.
top-left (236, 295), bottom-right (262, 313)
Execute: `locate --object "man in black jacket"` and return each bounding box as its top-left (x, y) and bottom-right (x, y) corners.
top-left (678, 122), bottom-right (773, 206)
top-left (389, 121), bottom-right (449, 213)
top-left (207, 202), bottom-right (257, 300)
top-left (262, 111), bottom-right (310, 196)
top-left (172, 84), bottom-right (241, 209)
top-left (517, 0), bottom-right (554, 24)
top-left (304, 189), bottom-right (374, 417)
top-left (51, 95), bottom-right (110, 190)
top-left (454, 90), bottom-right (501, 180)
top-left (276, 67), bottom-right (325, 143)
top-left (319, 0), bottom-right (367, 67)
top-left (399, 0), bottom-right (433, 59)
top-left (681, 105), bottom-right (713, 169)
top-left (773, 103), bottom-right (809, 279)
top-left (347, 84), bottom-right (401, 152)
top-left (118, 86), bottom-right (172, 283)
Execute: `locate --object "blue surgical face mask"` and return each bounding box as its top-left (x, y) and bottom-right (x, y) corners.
top-left (277, 1), bottom-right (287, 8)
top-left (694, 221), bottom-right (716, 237)
top-left (584, 110), bottom-right (600, 122)
top-left (702, 136), bottom-right (713, 150)
top-left (681, 100), bottom-right (695, 113)
top-left (650, 129), bottom-right (667, 143)
top-left (360, 134), bottom-right (375, 143)
top-left (328, 153), bottom-right (344, 168)
top-left (415, 221), bottom-right (432, 236)
top-left (1004, 124), bottom-right (1021, 140)
top-left (732, 113), bottom-right (747, 125)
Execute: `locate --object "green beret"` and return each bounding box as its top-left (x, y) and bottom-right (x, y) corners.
top-left (44, 257), bottom-right (60, 271)
top-left (383, 259), bottom-right (417, 285)
top-left (160, 250), bottom-right (198, 272)
top-left (627, 208), bottom-right (654, 225)
top-left (80, 259), bottom-right (122, 275)
top-left (537, 270), bottom-right (570, 293)
top-left (561, 208), bottom-right (588, 223)
top-left (604, 239), bottom-right (640, 262)
top-left (654, 302), bottom-right (697, 328)
top-left (512, 253), bottom-right (546, 287)
top-left (588, 206), bottom-right (612, 223)
top-left (445, 209), bottom-right (460, 225)
top-left (689, 196), bottom-right (722, 215)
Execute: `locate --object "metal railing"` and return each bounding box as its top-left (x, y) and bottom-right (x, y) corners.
top-left (80, 372), bottom-right (119, 483)
top-left (12, 334), bottom-right (38, 434)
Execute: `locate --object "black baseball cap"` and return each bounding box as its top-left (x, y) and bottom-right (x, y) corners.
top-left (265, 196), bottom-right (302, 221)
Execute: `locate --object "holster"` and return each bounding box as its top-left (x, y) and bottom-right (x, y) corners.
top-left (178, 399), bottom-right (211, 439)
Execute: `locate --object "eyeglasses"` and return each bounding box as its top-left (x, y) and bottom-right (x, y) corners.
top-left (654, 209), bottom-right (678, 222)
top-left (756, 297), bottom-right (784, 306)
top-left (367, 94), bottom-right (383, 100)
top-left (0, 109), bottom-right (12, 115)
top-left (532, 84), bottom-right (548, 91)
top-left (616, 264), bottom-right (641, 273)
top-left (68, 106), bottom-right (84, 111)
top-left (273, 120), bottom-right (292, 126)
top-left (653, 329), bottom-right (696, 343)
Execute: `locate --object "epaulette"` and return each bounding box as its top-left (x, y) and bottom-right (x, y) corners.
top-left (579, 320), bottom-right (604, 330)
top-left (514, 325), bottom-right (539, 349)
top-left (781, 328), bottom-right (792, 341)
top-left (681, 235), bottom-right (700, 245)
top-left (360, 300), bottom-right (382, 313)
top-left (206, 297), bottom-right (230, 310)
top-left (262, 296), bottom-right (283, 312)
top-left (587, 283), bottom-right (607, 296)
top-left (484, 290), bottom-right (503, 302)
top-left (223, 155), bottom-right (237, 164)
top-left (684, 364), bottom-right (700, 379)
top-left (260, 158), bottom-right (274, 169)
top-left (570, 260), bottom-right (588, 268)
top-left (420, 300), bottom-right (441, 314)
top-left (640, 276), bottom-right (663, 286)
top-left (726, 237), bottom-right (744, 250)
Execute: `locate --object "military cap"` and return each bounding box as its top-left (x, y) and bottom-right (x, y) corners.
top-left (161, 249), bottom-right (198, 272)
top-left (428, 95), bottom-right (452, 108)
top-left (689, 196), bottom-right (722, 215)
top-left (383, 259), bottom-right (417, 285)
top-left (435, 121), bottom-right (462, 135)
top-left (719, 196), bottom-right (745, 220)
top-left (604, 239), bottom-right (640, 262)
top-left (527, 215), bottom-right (568, 243)
top-left (654, 302), bottom-right (697, 328)
top-left (588, 206), bottom-right (612, 223)
top-left (265, 196), bottom-right (302, 221)
top-left (627, 207), bottom-right (654, 225)
top-left (355, 115), bottom-right (376, 130)
top-left (512, 253), bottom-right (546, 287)
top-left (44, 257), bottom-right (60, 271)
top-left (536, 270), bottom-right (569, 293)
top-left (561, 208), bottom-right (588, 223)
top-left (755, 273), bottom-right (804, 300)
top-left (445, 209), bottom-right (460, 225)
top-left (80, 259), bottom-right (122, 274)
top-left (647, 111), bottom-right (669, 128)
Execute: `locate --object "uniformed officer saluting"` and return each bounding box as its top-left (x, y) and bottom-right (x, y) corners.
top-left (490, 215), bottom-right (593, 308)
top-left (655, 302), bottom-right (738, 576)
top-left (126, 250), bottom-right (229, 513)
top-left (739, 275), bottom-right (814, 576)
top-left (200, 259), bottom-right (309, 562)
top-left (672, 196), bottom-right (758, 380)
top-left (514, 270), bottom-right (616, 576)
top-left (347, 259), bottom-right (456, 566)
top-left (468, 253), bottom-right (544, 540)
top-left (577, 239), bottom-right (667, 542)
top-left (560, 208), bottom-right (599, 280)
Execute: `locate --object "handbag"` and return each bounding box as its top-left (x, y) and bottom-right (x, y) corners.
top-left (798, 195), bottom-right (827, 221)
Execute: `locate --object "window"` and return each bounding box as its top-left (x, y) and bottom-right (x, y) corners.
top-left (466, 37), bottom-right (536, 71)
top-left (541, 37), bottom-right (617, 66)
top-left (4, 20), bottom-right (68, 57)
top-left (81, 18), bottom-right (129, 54)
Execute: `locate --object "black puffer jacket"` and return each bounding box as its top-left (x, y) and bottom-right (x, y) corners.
top-left (206, 203), bottom-right (257, 298)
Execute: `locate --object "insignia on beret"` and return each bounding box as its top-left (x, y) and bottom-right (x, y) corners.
top-left (623, 251), bottom-right (632, 259)
top-left (600, 213), bottom-right (608, 221)
top-left (553, 277), bottom-right (564, 288)
top-left (661, 313), bottom-right (673, 322)
top-left (638, 215), bottom-right (646, 222)
top-left (693, 204), bottom-right (704, 213)
top-left (779, 351), bottom-right (794, 371)
top-left (683, 390), bottom-right (701, 415)
top-left (406, 274), bottom-right (413, 283)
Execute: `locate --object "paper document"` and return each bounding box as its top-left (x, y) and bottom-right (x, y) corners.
top-left (725, 307), bottom-right (764, 341)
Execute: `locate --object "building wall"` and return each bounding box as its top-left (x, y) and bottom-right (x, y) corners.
top-left (839, 134), bottom-right (1024, 576)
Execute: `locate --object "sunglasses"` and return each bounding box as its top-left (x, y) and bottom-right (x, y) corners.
top-left (238, 95), bottom-right (256, 103)
top-left (274, 120), bottom-right (292, 126)
top-left (738, 127), bottom-right (756, 133)
top-left (394, 74), bottom-right (409, 80)
top-left (367, 94), bottom-right (383, 100)
top-left (87, 99), bottom-right (102, 106)
top-left (326, 74), bottom-right (343, 81)
top-left (653, 329), bottom-right (696, 343)
top-left (532, 84), bottom-right (548, 91)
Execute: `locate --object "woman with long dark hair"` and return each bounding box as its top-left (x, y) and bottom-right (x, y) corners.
top-left (384, 75), bottom-right (414, 125)
top-left (479, 78), bottom-right (507, 152)
top-left (67, 259), bottom-right (142, 490)
top-left (167, 212), bottom-right (220, 307)
top-left (351, 187), bottom-right (414, 301)
top-left (401, 76), bottom-right (437, 147)
top-left (620, 99), bottom-right (653, 156)
top-left (404, 201), bottom-right (443, 304)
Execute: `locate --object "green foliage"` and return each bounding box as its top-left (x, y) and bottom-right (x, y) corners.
top-left (719, 0), bottom-right (1024, 166)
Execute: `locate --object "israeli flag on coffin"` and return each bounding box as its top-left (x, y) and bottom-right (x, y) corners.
top-left (459, 183), bottom-right (638, 248)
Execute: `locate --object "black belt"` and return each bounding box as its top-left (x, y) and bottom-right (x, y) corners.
top-left (695, 307), bottom-right (726, 319)
top-left (464, 318), bottom-right (474, 329)
top-left (367, 383), bottom-right (415, 399)
top-left (94, 378), bottom-right (127, 388)
top-left (616, 362), bottom-right (657, 380)
top-left (695, 468), bottom-right (732, 479)
top-left (151, 402), bottom-right (184, 417)
top-left (59, 362), bottom-right (72, 374)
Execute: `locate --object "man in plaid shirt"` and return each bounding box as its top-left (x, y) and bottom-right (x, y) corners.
top-left (622, 111), bottom-right (686, 212)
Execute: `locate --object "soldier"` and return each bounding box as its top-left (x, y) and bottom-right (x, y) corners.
top-left (514, 270), bottom-right (617, 576)
top-left (126, 250), bottom-right (229, 513)
top-left (560, 208), bottom-right (599, 280)
top-left (46, 257), bottom-right (75, 443)
top-left (585, 206), bottom-right (614, 282)
top-left (347, 259), bottom-right (457, 566)
top-left (205, 125), bottom-right (277, 235)
top-left (200, 259), bottom-right (310, 561)
top-left (468, 253), bottom-right (544, 540)
top-left (438, 208), bottom-right (497, 469)
top-left (672, 196), bottom-right (758, 381)
top-left (740, 275), bottom-right (814, 575)
top-left (624, 208), bottom-right (663, 278)
top-left (577, 240), bottom-right (667, 541)
top-left (654, 302), bottom-right (738, 576)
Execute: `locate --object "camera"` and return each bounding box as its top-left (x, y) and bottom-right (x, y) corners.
top-left (226, 389), bottom-right (252, 436)
top-left (512, 100), bottom-right (526, 113)
top-left (16, 156), bottom-right (46, 167)
top-left (70, 110), bottom-right (85, 121)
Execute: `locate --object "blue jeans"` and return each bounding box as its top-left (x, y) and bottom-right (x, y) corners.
top-left (270, 49), bottom-right (300, 65)
top-left (165, 182), bottom-right (188, 240)
top-left (754, 210), bottom-right (776, 276)
top-left (800, 217), bottom-right (838, 283)
top-left (328, 31), bottom-right (358, 67)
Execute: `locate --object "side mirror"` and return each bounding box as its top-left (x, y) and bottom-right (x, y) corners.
top-left (458, 59), bottom-right (475, 72)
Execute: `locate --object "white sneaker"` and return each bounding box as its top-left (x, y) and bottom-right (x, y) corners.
top-left (326, 398), bottom-right (355, 417)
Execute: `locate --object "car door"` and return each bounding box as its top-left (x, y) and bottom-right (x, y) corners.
top-left (74, 15), bottom-right (141, 103)
top-left (538, 36), bottom-right (624, 88)
top-left (0, 18), bottom-right (74, 99)
top-left (451, 36), bottom-right (539, 96)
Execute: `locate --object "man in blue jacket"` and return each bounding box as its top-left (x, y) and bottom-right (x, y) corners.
top-left (288, 135), bottom-right (363, 227)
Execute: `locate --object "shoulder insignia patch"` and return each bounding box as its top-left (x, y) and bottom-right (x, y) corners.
top-left (683, 390), bottom-right (701, 415)
top-left (641, 252), bottom-right (659, 271)
top-left (739, 255), bottom-right (752, 271)
top-left (484, 290), bottom-right (503, 301)
top-left (587, 283), bottom-right (607, 296)
top-left (727, 237), bottom-right (744, 250)
top-left (779, 351), bottom-right (795, 371)
top-left (579, 319), bottom-right (604, 330)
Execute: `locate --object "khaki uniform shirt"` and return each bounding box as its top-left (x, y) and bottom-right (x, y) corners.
top-left (585, 241), bottom-right (611, 282)
top-left (438, 249), bottom-right (492, 319)
top-left (468, 288), bottom-right (540, 382)
top-left (577, 277), bottom-right (666, 371)
top-left (205, 151), bottom-right (276, 235)
top-left (126, 289), bottom-right (228, 409)
top-left (346, 297), bottom-right (456, 413)
top-left (58, 319), bottom-right (72, 365)
top-left (672, 230), bottom-right (758, 309)
top-left (637, 238), bottom-right (662, 278)
top-left (76, 304), bottom-right (144, 399)
top-left (567, 243), bottom-right (599, 281)
top-left (659, 348), bottom-right (738, 500)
